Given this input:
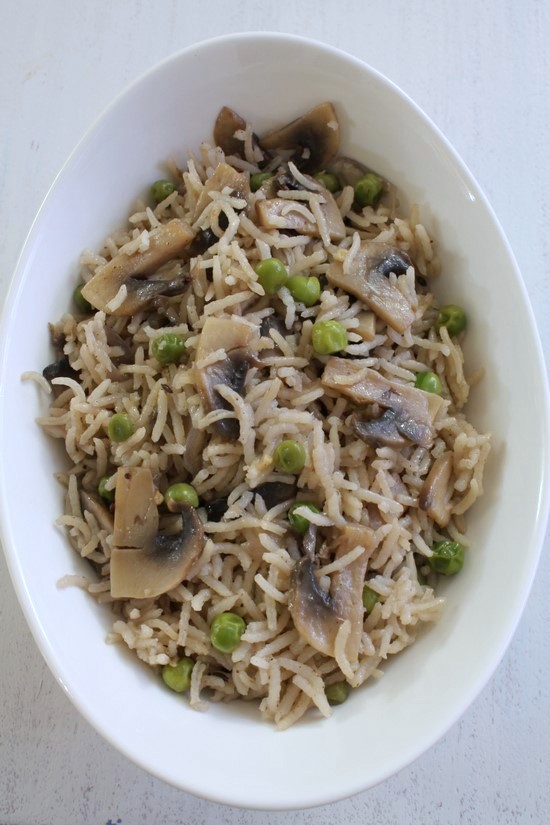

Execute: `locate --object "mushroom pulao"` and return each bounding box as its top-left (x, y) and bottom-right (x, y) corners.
top-left (37, 103), bottom-right (490, 729)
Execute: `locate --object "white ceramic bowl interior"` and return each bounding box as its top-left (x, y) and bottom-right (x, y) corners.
top-left (1, 33), bottom-right (549, 810)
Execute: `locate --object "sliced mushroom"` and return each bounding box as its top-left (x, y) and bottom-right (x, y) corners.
top-left (322, 358), bottom-right (445, 449)
top-left (256, 188), bottom-right (345, 242)
top-left (80, 490), bottom-right (114, 533)
top-left (193, 162), bottom-right (250, 221)
top-left (110, 504), bottom-right (204, 599)
top-left (419, 451), bottom-right (453, 527)
top-left (327, 242), bottom-right (414, 333)
top-left (113, 467), bottom-right (159, 549)
top-left (288, 523), bottom-right (375, 662)
top-left (116, 271), bottom-right (189, 316)
top-left (213, 106), bottom-right (248, 157)
top-left (195, 317), bottom-right (257, 439)
top-left (259, 102), bottom-right (340, 174)
top-left (81, 219), bottom-right (195, 315)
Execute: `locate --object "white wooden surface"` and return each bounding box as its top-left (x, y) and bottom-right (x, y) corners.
top-left (1, 2), bottom-right (549, 823)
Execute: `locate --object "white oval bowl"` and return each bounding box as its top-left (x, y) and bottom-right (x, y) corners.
top-left (1, 33), bottom-right (549, 810)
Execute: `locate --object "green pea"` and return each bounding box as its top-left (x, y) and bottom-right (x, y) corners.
top-left (311, 320), bottom-right (348, 355)
top-left (162, 656), bottom-right (194, 693)
top-left (165, 482), bottom-right (199, 511)
top-left (255, 257), bottom-right (289, 295)
top-left (98, 475), bottom-right (115, 502)
top-left (314, 171), bottom-right (340, 193)
top-left (151, 333), bottom-right (186, 365)
top-left (273, 439), bottom-right (306, 474)
top-left (354, 172), bottom-right (385, 207)
top-left (428, 540), bottom-right (465, 575)
top-left (415, 370), bottom-right (442, 395)
top-left (250, 171), bottom-right (273, 192)
top-left (288, 501), bottom-right (321, 534)
top-left (210, 612), bottom-right (246, 653)
top-left (436, 305), bottom-right (467, 336)
top-left (325, 681), bottom-right (350, 706)
top-left (362, 585), bottom-right (380, 614)
top-left (73, 284), bottom-right (93, 314)
top-left (151, 179), bottom-right (176, 203)
top-left (108, 412), bottom-right (134, 443)
top-left (286, 275), bottom-right (321, 307)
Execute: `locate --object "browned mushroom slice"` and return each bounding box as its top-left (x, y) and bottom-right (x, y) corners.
top-left (289, 523), bottom-right (375, 662)
top-left (80, 490), bottom-right (114, 533)
top-left (419, 451), bottom-right (453, 527)
top-left (259, 102), bottom-right (340, 174)
top-left (195, 317), bottom-right (257, 439)
top-left (322, 358), bottom-right (445, 449)
top-left (256, 189), bottom-right (345, 243)
top-left (81, 219), bottom-right (195, 316)
top-left (193, 162), bottom-right (251, 221)
top-left (110, 504), bottom-right (204, 599)
top-left (113, 467), bottom-right (159, 549)
top-left (213, 106), bottom-right (247, 157)
top-left (327, 242), bottom-right (414, 333)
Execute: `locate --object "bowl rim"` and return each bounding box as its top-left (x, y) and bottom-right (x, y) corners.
top-left (1, 30), bottom-right (549, 810)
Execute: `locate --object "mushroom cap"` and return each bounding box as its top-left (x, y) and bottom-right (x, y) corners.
top-left (110, 504), bottom-right (204, 600)
top-left (259, 102), bottom-right (340, 174)
top-left (81, 219), bottom-right (195, 316)
top-left (288, 523), bottom-right (376, 662)
top-left (195, 317), bottom-right (257, 439)
top-left (322, 358), bottom-right (445, 449)
top-left (289, 557), bottom-right (336, 657)
top-left (193, 162), bottom-right (250, 222)
top-left (327, 242), bottom-right (414, 333)
top-left (213, 106), bottom-right (248, 157)
top-left (256, 186), bottom-right (345, 243)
